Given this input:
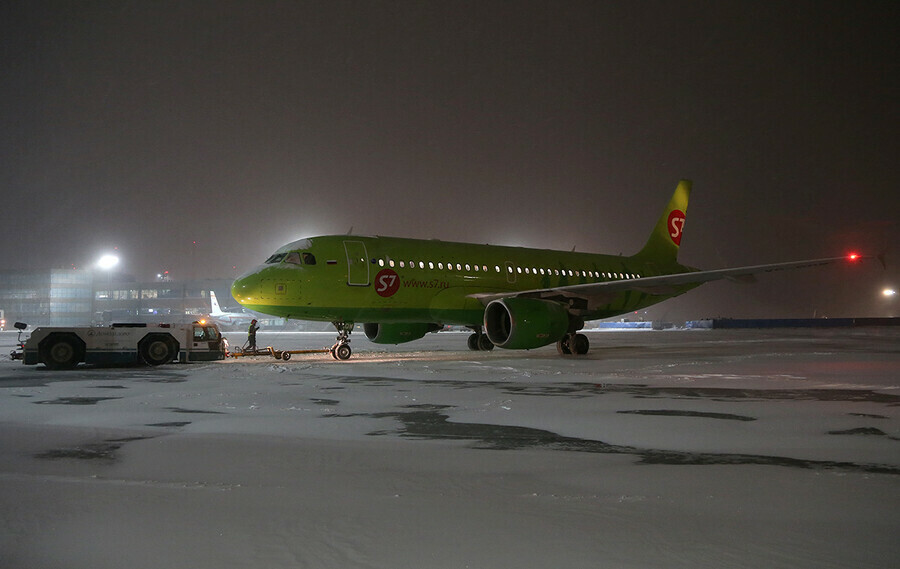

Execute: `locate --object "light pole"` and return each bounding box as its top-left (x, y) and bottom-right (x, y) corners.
top-left (96, 254), bottom-right (119, 323)
top-left (882, 287), bottom-right (897, 317)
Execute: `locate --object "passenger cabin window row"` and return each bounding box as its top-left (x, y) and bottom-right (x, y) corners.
top-left (264, 250), bottom-right (640, 280)
top-left (373, 256), bottom-right (641, 280)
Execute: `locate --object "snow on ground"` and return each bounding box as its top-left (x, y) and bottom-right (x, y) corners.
top-left (0, 328), bottom-right (898, 569)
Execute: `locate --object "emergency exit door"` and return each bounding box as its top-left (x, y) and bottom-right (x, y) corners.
top-left (343, 241), bottom-right (370, 286)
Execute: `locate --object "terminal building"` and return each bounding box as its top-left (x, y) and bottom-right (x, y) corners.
top-left (0, 268), bottom-right (236, 328)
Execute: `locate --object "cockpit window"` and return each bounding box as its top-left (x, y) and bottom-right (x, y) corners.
top-left (284, 252), bottom-right (302, 265)
top-left (265, 253), bottom-right (286, 264)
top-left (302, 252), bottom-right (316, 265)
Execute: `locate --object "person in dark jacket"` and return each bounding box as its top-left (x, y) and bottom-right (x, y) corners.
top-left (247, 319), bottom-right (260, 351)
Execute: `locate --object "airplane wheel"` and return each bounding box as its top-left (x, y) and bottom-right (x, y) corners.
top-left (335, 344), bottom-right (352, 360)
top-left (281, 352), bottom-right (291, 361)
top-left (467, 333), bottom-right (479, 351)
top-left (556, 337), bottom-right (572, 355)
top-left (477, 334), bottom-right (494, 351)
top-left (572, 333), bottom-right (590, 355)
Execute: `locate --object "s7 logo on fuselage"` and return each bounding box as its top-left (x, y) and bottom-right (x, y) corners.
top-left (375, 269), bottom-right (400, 297)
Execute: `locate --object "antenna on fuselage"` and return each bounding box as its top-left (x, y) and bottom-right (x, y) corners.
top-left (347, 226), bottom-right (353, 235)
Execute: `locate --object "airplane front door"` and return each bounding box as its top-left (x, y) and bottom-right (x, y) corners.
top-left (343, 241), bottom-right (370, 286)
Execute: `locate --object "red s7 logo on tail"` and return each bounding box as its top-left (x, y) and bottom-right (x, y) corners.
top-left (668, 210), bottom-right (685, 245)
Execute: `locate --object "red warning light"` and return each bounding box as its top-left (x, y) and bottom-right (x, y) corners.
top-left (847, 253), bottom-right (860, 261)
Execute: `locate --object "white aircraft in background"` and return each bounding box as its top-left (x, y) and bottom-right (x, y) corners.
top-left (209, 291), bottom-right (257, 328)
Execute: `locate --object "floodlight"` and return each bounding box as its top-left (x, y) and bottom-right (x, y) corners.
top-left (97, 254), bottom-right (119, 270)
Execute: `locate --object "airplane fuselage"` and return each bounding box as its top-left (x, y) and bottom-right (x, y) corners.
top-left (231, 235), bottom-right (698, 326)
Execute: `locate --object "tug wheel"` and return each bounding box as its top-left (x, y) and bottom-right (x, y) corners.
top-left (41, 335), bottom-right (82, 369)
top-left (140, 335), bottom-right (177, 366)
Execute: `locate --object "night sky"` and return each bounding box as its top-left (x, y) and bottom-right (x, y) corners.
top-left (2, 1), bottom-right (897, 319)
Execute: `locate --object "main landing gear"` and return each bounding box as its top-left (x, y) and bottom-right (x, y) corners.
top-left (557, 333), bottom-right (589, 356)
top-left (466, 327), bottom-right (494, 351)
top-left (331, 321), bottom-right (353, 360)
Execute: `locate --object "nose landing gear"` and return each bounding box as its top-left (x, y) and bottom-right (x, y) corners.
top-left (331, 321), bottom-right (354, 360)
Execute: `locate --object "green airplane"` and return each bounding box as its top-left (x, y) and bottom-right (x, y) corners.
top-left (232, 180), bottom-right (863, 359)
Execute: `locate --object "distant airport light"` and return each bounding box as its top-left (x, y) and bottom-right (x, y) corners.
top-left (96, 254), bottom-right (119, 270)
top-left (847, 253), bottom-right (860, 261)
top-left (884, 288), bottom-right (897, 297)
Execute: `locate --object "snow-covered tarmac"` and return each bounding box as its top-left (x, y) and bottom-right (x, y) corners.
top-left (1, 328), bottom-right (898, 569)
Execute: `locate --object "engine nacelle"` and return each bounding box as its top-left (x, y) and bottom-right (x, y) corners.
top-left (484, 297), bottom-right (570, 350)
top-left (364, 322), bottom-right (442, 344)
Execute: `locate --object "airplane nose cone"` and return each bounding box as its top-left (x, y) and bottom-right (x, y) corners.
top-left (231, 268), bottom-right (263, 306)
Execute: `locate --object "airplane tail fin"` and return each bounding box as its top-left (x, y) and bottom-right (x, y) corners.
top-left (633, 179), bottom-right (691, 266)
top-left (209, 291), bottom-right (224, 316)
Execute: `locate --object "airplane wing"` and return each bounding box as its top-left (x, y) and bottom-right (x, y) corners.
top-left (470, 255), bottom-right (871, 306)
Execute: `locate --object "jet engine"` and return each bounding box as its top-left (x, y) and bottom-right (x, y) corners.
top-left (364, 322), bottom-right (442, 344)
top-left (484, 297), bottom-right (570, 350)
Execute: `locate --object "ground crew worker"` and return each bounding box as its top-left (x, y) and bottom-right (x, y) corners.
top-left (247, 319), bottom-right (259, 351)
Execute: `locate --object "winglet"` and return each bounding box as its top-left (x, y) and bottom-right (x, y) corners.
top-left (633, 179), bottom-right (691, 265)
